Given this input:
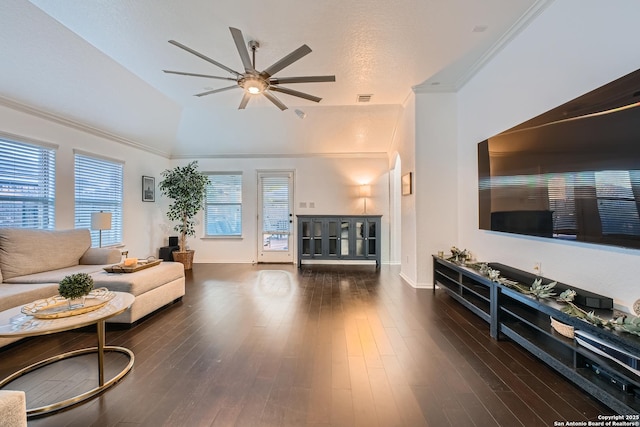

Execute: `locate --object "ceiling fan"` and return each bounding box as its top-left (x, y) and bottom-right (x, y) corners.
top-left (163, 27), bottom-right (336, 111)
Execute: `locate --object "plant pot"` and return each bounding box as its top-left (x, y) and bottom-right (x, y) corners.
top-left (172, 250), bottom-right (194, 270)
top-left (67, 296), bottom-right (86, 310)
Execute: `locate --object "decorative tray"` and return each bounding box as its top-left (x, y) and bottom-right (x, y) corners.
top-left (104, 259), bottom-right (161, 273)
top-left (21, 288), bottom-right (116, 319)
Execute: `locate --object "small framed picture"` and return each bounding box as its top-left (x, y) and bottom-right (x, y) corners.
top-left (142, 176), bottom-right (155, 202)
top-left (402, 172), bottom-right (412, 196)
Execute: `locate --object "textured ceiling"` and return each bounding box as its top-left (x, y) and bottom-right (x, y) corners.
top-left (0, 0), bottom-right (547, 158)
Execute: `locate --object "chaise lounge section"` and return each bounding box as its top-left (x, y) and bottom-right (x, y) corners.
top-left (0, 228), bottom-right (185, 347)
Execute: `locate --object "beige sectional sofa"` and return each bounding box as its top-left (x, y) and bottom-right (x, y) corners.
top-left (0, 228), bottom-right (185, 347)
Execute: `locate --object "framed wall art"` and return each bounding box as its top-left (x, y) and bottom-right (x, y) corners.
top-left (402, 172), bottom-right (412, 196)
top-left (142, 176), bottom-right (155, 202)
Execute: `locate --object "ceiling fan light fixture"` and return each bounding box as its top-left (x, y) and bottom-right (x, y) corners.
top-left (165, 27), bottom-right (335, 110)
top-left (241, 75), bottom-right (267, 94)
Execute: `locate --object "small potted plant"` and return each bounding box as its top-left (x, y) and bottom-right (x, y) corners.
top-left (58, 273), bottom-right (94, 309)
top-left (158, 161), bottom-right (209, 270)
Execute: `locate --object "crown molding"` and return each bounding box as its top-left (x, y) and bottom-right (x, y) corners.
top-left (0, 96), bottom-right (171, 158)
top-left (170, 151), bottom-right (389, 160)
top-left (414, 0), bottom-right (555, 94)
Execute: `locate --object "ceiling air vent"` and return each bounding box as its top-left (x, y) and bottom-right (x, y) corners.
top-left (357, 94), bottom-right (373, 103)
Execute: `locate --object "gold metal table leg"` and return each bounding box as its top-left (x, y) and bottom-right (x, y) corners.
top-left (98, 319), bottom-right (105, 386)
top-left (0, 320), bottom-right (134, 418)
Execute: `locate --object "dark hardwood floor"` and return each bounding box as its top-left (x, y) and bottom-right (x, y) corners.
top-left (0, 263), bottom-right (613, 426)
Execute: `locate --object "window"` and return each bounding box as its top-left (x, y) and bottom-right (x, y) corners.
top-left (0, 137), bottom-right (55, 229)
top-left (74, 153), bottom-right (123, 247)
top-left (205, 173), bottom-right (242, 236)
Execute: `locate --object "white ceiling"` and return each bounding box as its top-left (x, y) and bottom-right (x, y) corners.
top-left (0, 0), bottom-right (547, 158)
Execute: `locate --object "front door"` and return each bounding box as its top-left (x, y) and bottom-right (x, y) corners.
top-left (258, 171), bottom-right (294, 263)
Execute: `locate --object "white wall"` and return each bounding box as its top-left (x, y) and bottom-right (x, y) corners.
top-left (456, 0), bottom-right (640, 312)
top-left (166, 156), bottom-right (391, 264)
top-left (0, 103), bottom-right (171, 258)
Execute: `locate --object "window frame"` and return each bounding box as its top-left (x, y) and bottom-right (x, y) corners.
top-left (204, 172), bottom-right (243, 238)
top-left (74, 151), bottom-right (124, 247)
top-left (0, 133), bottom-right (56, 229)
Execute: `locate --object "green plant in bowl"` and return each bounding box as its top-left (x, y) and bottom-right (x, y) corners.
top-left (58, 273), bottom-right (94, 301)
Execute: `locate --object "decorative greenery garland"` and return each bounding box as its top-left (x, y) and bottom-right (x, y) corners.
top-left (443, 247), bottom-right (640, 337)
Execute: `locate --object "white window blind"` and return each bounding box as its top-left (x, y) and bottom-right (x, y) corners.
top-left (261, 176), bottom-right (290, 233)
top-left (595, 170), bottom-right (640, 236)
top-left (74, 153), bottom-right (123, 247)
top-left (548, 173), bottom-right (577, 233)
top-left (205, 173), bottom-right (242, 236)
top-left (0, 138), bottom-right (55, 229)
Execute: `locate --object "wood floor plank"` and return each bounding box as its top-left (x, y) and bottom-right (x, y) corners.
top-left (0, 263), bottom-right (615, 426)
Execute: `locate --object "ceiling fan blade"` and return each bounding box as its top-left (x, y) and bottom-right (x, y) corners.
top-left (168, 40), bottom-right (241, 77)
top-left (269, 86), bottom-right (322, 103)
top-left (229, 27), bottom-right (255, 73)
top-left (238, 92), bottom-right (251, 109)
top-left (163, 70), bottom-right (236, 81)
top-left (269, 75), bottom-right (336, 84)
top-left (194, 85), bottom-right (239, 97)
top-left (262, 91), bottom-right (288, 110)
top-left (260, 44), bottom-right (312, 79)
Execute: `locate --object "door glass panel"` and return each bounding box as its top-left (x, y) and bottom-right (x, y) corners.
top-left (314, 238), bottom-right (323, 255)
top-left (313, 222), bottom-right (322, 237)
top-left (302, 222), bottom-right (310, 237)
top-left (302, 239), bottom-right (310, 255)
top-left (263, 233), bottom-right (289, 250)
top-left (341, 221), bottom-right (349, 238)
top-left (329, 239), bottom-right (337, 255)
top-left (328, 221), bottom-right (338, 255)
top-left (261, 176), bottom-right (290, 252)
top-left (356, 221), bottom-right (364, 238)
top-left (368, 239), bottom-right (376, 255)
top-left (368, 221), bottom-right (376, 237)
top-left (341, 221), bottom-right (350, 256)
top-left (328, 221), bottom-right (338, 237)
top-left (356, 240), bottom-right (364, 256)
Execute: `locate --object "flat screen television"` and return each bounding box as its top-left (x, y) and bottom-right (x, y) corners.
top-left (478, 68), bottom-right (640, 249)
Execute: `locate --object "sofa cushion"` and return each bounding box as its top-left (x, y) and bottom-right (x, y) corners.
top-left (92, 262), bottom-right (184, 297)
top-left (80, 248), bottom-right (122, 265)
top-left (0, 282), bottom-right (59, 312)
top-left (2, 265), bottom-right (106, 285)
top-left (0, 229), bottom-right (90, 281)
top-left (0, 390), bottom-right (27, 427)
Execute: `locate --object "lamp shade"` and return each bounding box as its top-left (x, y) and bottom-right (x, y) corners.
top-left (91, 212), bottom-right (112, 230)
top-left (359, 185), bottom-right (371, 198)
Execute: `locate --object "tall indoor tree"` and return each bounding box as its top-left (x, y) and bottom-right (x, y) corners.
top-left (159, 161), bottom-right (209, 269)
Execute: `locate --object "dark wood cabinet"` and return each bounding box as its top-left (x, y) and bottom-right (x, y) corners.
top-left (297, 215), bottom-right (381, 267)
top-left (433, 256), bottom-right (640, 414)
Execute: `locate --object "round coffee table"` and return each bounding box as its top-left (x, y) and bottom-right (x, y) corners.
top-left (0, 291), bottom-right (135, 417)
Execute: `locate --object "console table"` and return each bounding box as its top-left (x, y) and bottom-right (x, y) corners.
top-left (0, 292), bottom-right (135, 417)
top-left (433, 256), bottom-right (640, 414)
top-left (297, 215), bottom-right (381, 267)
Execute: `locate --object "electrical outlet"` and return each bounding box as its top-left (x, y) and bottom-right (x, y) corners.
top-left (534, 262), bottom-right (542, 276)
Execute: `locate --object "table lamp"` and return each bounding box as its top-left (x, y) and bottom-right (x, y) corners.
top-left (360, 185), bottom-right (371, 214)
top-left (91, 211), bottom-right (112, 247)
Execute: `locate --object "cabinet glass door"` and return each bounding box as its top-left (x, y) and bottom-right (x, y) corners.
top-left (367, 220), bottom-right (377, 256)
top-left (340, 220), bottom-right (350, 256)
top-left (300, 220), bottom-right (312, 256)
top-left (327, 220), bottom-right (339, 256)
top-left (313, 220), bottom-right (323, 255)
top-left (355, 220), bottom-right (365, 256)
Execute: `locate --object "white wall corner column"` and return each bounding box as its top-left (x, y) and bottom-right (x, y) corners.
top-left (415, 91), bottom-right (459, 287)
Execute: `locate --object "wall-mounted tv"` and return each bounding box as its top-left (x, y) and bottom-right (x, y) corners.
top-left (478, 68), bottom-right (640, 250)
